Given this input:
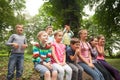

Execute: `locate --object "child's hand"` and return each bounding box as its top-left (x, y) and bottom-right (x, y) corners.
top-left (45, 62), bottom-right (53, 70)
top-left (12, 43), bottom-right (19, 49)
top-left (88, 63), bottom-right (94, 69)
top-left (60, 62), bottom-right (66, 66)
top-left (21, 44), bottom-right (28, 49)
top-left (75, 49), bottom-right (80, 55)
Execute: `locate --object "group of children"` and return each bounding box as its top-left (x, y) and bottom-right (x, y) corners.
top-left (6, 24), bottom-right (120, 80)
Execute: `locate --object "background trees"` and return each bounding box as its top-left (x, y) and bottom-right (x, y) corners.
top-left (0, 0), bottom-right (120, 56)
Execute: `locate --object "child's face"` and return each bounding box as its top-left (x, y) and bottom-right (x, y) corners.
top-left (46, 27), bottom-right (53, 35)
top-left (91, 38), bottom-right (98, 47)
top-left (71, 43), bottom-right (80, 50)
top-left (16, 25), bottom-right (23, 34)
top-left (38, 32), bottom-right (48, 43)
top-left (80, 30), bottom-right (88, 40)
top-left (99, 36), bottom-right (105, 45)
top-left (55, 32), bottom-right (63, 43)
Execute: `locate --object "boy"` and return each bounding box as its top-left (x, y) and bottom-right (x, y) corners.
top-left (66, 38), bottom-right (83, 80)
top-left (45, 26), bottom-right (54, 42)
top-left (62, 24), bottom-right (74, 48)
top-left (6, 24), bottom-right (28, 80)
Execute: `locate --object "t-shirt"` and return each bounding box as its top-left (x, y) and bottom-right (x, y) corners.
top-left (51, 42), bottom-right (66, 63)
top-left (78, 42), bottom-right (90, 63)
top-left (66, 47), bottom-right (75, 63)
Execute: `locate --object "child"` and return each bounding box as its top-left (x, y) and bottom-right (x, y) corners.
top-left (51, 30), bottom-right (72, 80)
top-left (66, 38), bottom-right (83, 80)
top-left (45, 26), bottom-right (54, 42)
top-left (62, 24), bottom-right (74, 48)
top-left (6, 24), bottom-right (28, 80)
top-left (89, 36), bottom-right (113, 80)
top-left (96, 35), bottom-right (120, 80)
top-left (32, 31), bottom-right (57, 80)
top-left (77, 29), bottom-right (105, 80)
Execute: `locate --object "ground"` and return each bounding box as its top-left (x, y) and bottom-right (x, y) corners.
top-left (0, 54), bottom-right (120, 80)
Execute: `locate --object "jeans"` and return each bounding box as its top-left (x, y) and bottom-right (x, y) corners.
top-left (94, 62), bottom-right (113, 80)
top-left (78, 62), bottom-right (105, 80)
top-left (68, 63), bottom-right (83, 80)
top-left (7, 53), bottom-right (24, 80)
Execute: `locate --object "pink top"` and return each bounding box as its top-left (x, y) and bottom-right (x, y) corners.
top-left (51, 42), bottom-right (66, 63)
top-left (97, 53), bottom-right (105, 60)
top-left (78, 42), bottom-right (90, 63)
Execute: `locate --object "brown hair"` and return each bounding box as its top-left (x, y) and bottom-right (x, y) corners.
top-left (70, 38), bottom-right (80, 45)
top-left (45, 26), bottom-right (53, 31)
top-left (97, 35), bottom-right (104, 40)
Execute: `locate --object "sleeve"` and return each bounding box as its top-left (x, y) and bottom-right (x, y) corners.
top-left (66, 48), bottom-right (73, 57)
top-left (32, 46), bottom-right (40, 58)
top-left (32, 46), bottom-right (42, 63)
top-left (6, 34), bottom-right (14, 46)
top-left (69, 30), bottom-right (74, 37)
top-left (24, 37), bottom-right (27, 44)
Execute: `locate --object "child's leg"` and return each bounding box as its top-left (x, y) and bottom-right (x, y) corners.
top-left (68, 63), bottom-right (79, 80)
top-left (16, 54), bottom-right (24, 78)
top-left (78, 62), bottom-right (101, 80)
top-left (44, 71), bottom-right (51, 80)
top-left (51, 70), bottom-right (57, 80)
top-left (7, 54), bottom-right (17, 80)
top-left (52, 63), bottom-right (64, 80)
top-left (34, 63), bottom-right (51, 80)
top-left (63, 64), bottom-right (72, 80)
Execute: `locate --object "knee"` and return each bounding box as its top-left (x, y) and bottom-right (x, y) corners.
top-left (58, 68), bottom-right (64, 75)
top-left (52, 71), bottom-right (58, 77)
top-left (66, 68), bottom-right (72, 74)
top-left (73, 68), bottom-right (79, 74)
top-left (44, 71), bottom-right (50, 77)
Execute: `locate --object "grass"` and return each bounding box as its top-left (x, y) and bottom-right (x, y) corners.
top-left (106, 58), bottom-right (120, 71)
top-left (0, 53), bottom-right (120, 80)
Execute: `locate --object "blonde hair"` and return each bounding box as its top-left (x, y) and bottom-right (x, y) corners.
top-left (54, 30), bottom-right (63, 37)
top-left (15, 24), bottom-right (23, 29)
top-left (37, 31), bottom-right (46, 38)
top-left (78, 29), bottom-right (87, 35)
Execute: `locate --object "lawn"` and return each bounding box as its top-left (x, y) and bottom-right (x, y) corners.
top-left (0, 54), bottom-right (120, 80)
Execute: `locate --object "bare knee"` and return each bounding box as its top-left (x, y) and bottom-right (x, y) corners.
top-left (44, 71), bottom-right (50, 77)
top-left (52, 71), bottom-right (58, 77)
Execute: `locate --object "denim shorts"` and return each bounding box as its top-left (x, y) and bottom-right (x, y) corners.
top-left (34, 62), bottom-right (55, 76)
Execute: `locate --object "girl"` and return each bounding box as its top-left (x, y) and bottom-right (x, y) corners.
top-left (51, 30), bottom-right (72, 80)
top-left (89, 36), bottom-right (113, 80)
top-left (96, 35), bottom-right (120, 80)
top-left (77, 29), bottom-right (104, 80)
top-left (32, 31), bottom-right (57, 80)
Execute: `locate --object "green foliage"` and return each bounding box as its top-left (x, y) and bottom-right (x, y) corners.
top-left (0, 0), bottom-right (26, 53)
top-left (87, 0), bottom-right (120, 56)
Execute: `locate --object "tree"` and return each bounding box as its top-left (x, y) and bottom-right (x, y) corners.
top-left (0, 0), bottom-right (26, 52)
top-left (93, 0), bottom-right (120, 56)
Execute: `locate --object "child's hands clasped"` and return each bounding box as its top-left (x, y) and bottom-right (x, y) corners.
top-left (12, 43), bottom-right (19, 49)
top-left (21, 44), bottom-right (28, 49)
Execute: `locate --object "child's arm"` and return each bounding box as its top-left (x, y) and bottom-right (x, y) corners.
top-left (51, 46), bottom-right (60, 63)
top-left (62, 51), bottom-right (66, 65)
top-left (21, 37), bottom-right (28, 49)
top-left (6, 34), bottom-right (18, 48)
top-left (69, 30), bottom-right (74, 37)
top-left (96, 45), bottom-right (105, 55)
top-left (69, 49), bottom-right (78, 61)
